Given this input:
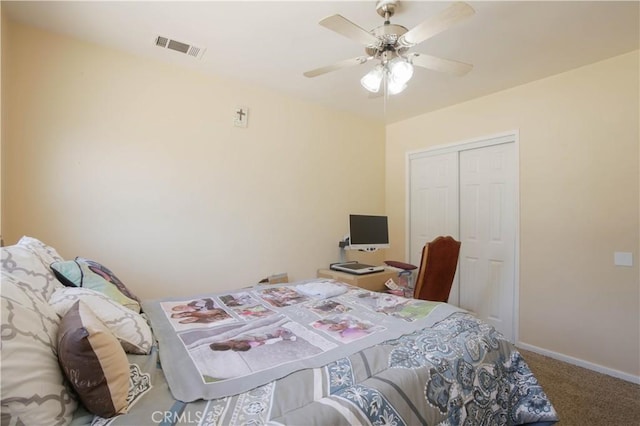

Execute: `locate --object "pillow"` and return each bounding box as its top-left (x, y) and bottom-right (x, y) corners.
top-left (50, 260), bottom-right (141, 313)
top-left (50, 287), bottom-right (152, 354)
top-left (58, 301), bottom-right (130, 418)
top-left (1, 236), bottom-right (65, 302)
top-left (75, 257), bottom-right (140, 302)
top-left (1, 272), bottom-right (77, 425)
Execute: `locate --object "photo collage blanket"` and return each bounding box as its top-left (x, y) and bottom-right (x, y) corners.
top-left (143, 280), bottom-right (461, 401)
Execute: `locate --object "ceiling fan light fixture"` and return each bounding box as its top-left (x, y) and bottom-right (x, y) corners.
top-left (306, 1), bottom-right (476, 99)
top-left (361, 65), bottom-right (384, 93)
top-left (386, 77), bottom-right (407, 95)
top-left (389, 57), bottom-right (413, 85)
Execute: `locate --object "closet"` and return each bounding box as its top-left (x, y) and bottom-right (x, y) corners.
top-left (407, 133), bottom-right (518, 341)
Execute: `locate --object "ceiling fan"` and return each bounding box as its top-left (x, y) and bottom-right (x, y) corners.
top-left (304, 1), bottom-right (475, 96)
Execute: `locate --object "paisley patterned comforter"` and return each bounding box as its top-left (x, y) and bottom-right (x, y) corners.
top-left (73, 310), bottom-right (558, 425)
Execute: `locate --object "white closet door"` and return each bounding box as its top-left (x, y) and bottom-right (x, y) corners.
top-left (459, 142), bottom-right (516, 341)
top-left (407, 135), bottom-right (518, 342)
top-left (408, 152), bottom-right (460, 304)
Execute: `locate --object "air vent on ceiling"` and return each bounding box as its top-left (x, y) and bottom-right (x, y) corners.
top-left (155, 35), bottom-right (205, 59)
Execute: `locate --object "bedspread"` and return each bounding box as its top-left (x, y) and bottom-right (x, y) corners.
top-left (177, 312), bottom-right (556, 426)
top-left (78, 311), bottom-right (557, 426)
top-left (73, 282), bottom-right (559, 425)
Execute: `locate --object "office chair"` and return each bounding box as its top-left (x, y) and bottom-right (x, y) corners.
top-left (413, 236), bottom-right (461, 302)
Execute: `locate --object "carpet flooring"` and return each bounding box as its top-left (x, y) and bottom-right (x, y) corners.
top-left (518, 348), bottom-right (640, 426)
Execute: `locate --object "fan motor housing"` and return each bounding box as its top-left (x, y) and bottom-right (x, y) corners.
top-left (366, 23), bottom-right (409, 56)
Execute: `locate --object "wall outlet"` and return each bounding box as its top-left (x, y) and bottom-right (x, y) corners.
top-left (614, 252), bottom-right (633, 267)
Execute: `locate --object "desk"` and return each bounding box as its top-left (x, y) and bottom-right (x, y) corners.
top-left (317, 268), bottom-right (397, 292)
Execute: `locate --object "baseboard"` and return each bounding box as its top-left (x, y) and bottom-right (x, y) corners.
top-left (516, 342), bottom-right (640, 385)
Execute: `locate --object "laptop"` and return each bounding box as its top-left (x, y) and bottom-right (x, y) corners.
top-left (330, 262), bottom-right (385, 275)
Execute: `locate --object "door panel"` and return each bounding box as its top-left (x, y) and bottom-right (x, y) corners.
top-left (459, 143), bottom-right (516, 341)
top-left (409, 152), bottom-right (460, 303)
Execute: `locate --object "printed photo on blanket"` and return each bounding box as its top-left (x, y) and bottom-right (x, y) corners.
top-left (379, 299), bottom-right (439, 321)
top-left (257, 286), bottom-right (309, 308)
top-left (349, 291), bottom-right (438, 321)
top-left (219, 291), bottom-right (277, 320)
top-left (179, 314), bottom-right (332, 382)
top-left (305, 299), bottom-right (352, 317)
top-left (161, 298), bottom-right (235, 331)
top-left (233, 304), bottom-right (276, 320)
top-left (219, 292), bottom-right (257, 308)
top-left (311, 314), bottom-right (385, 343)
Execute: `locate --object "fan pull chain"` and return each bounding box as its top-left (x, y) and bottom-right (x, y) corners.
top-left (383, 75), bottom-right (388, 116)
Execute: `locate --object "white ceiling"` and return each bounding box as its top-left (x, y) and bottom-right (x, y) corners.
top-left (4, 1), bottom-right (639, 123)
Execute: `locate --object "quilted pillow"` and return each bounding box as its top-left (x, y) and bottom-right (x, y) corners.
top-left (50, 260), bottom-right (141, 313)
top-left (50, 287), bottom-right (152, 355)
top-left (58, 300), bottom-right (130, 418)
top-left (0, 272), bottom-right (77, 425)
top-left (1, 236), bottom-right (65, 302)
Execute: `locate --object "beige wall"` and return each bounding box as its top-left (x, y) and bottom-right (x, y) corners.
top-left (386, 51), bottom-right (639, 379)
top-left (4, 18), bottom-right (638, 381)
top-left (0, 4), bottom-right (5, 242)
top-left (3, 22), bottom-right (386, 298)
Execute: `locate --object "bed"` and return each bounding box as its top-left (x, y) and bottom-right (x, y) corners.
top-left (1, 237), bottom-right (558, 425)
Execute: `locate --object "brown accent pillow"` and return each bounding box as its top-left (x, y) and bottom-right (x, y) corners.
top-left (57, 301), bottom-right (130, 418)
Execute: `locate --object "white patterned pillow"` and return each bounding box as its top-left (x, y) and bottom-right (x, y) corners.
top-left (50, 287), bottom-right (152, 355)
top-left (0, 272), bottom-right (77, 425)
top-left (0, 236), bottom-right (65, 302)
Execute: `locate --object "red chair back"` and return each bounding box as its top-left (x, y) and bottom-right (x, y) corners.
top-left (413, 236), bottom-right (461, 302)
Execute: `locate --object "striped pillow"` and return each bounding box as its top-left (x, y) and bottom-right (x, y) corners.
top-left (57, 300), bottom-right (130, 418)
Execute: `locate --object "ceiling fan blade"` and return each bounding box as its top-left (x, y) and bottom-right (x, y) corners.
top-left (399, 2), bottom-right (475, 47)
top-left (409, 53), bottom-right (473, 76)
top-left (319, 14), bottom-right (380, 47)
top-left (304, 56), bottom-right (370, 78)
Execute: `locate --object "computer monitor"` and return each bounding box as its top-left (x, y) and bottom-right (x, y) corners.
top-left (348, 214), bottom-right (389, 250)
